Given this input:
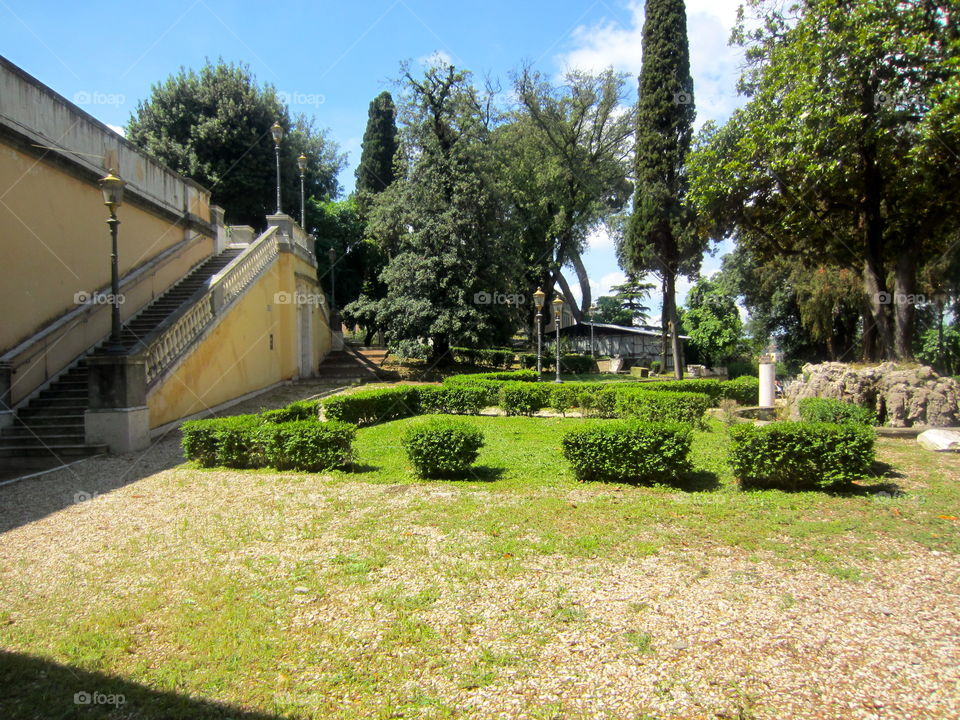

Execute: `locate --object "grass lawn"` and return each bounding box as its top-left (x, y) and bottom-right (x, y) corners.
top-left (0, 414), bottom-right (958, 719)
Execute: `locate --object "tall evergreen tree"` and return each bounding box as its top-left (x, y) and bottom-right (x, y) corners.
top-left (355, 91), bottom-right (398, 196)
top-left (621, 0), bottom-right (706, 378)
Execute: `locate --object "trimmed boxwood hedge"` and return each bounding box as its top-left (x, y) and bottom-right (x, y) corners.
top-left (181, 414), bottom-right (356, 471)
top-left (728, 422), bottom-right (875, 490)
top-left (321, 386), bottom-right (421, 426)
top-left (402, 418), bottom-right (485, 478)
top-left (418, 385), bottom-right (489, 415)
top-left (798, 397), bottom-right (877, 426)
top-left (561, 421), bottom-right (692, 482)
top-left (260, 399), bottom-right (322, 424)
top-left (614, 388), bottom-right (711, 427)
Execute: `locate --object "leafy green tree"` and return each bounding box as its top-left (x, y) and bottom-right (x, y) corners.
top-left (346, 63), bottom-right (523, 361)
top-left (127, 60), bottom-right (344, 228)
top-left (310, 196), bottom-right (367, 317)
top-left (592, 296), bottom-right (634, 326)
top-left (500, 68), bottom-right (633, 321)
top-left (690, 0), bottom-right (960, 360)
top-left (355, 91), bottom-right (399, 197)
top-left (622, 0), bottom-right (706, 379)
top-left (917, 324), bottom-right (960, 376)
top-left (683, 276), bottom-right (744, 368)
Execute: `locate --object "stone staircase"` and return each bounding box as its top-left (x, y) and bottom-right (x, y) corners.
top-left (0, 248), bottom-right (243, 465)
top-left (317, 344), bottom-right (388, 384)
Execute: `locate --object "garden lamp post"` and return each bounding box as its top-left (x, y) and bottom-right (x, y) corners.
top-left (297, 153), bottom-right (307, 228)
top-left (328, 246), bottom-right (337, 328)
top-left (99, 169), bottom-right (125, 355)
top-left (270, 121), bottom-right (283, 214)
top-left (553, 295), bottom-right (564, 383)
top-left (589, 303), bottom-right (598, 358)
top-left (533, 287), bottom-right (545, 380)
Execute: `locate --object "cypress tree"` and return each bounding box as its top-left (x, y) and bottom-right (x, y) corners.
top-left (622, 0), bottom-right (705, 378)
top-left (355, 91), bottom-right (398, 195)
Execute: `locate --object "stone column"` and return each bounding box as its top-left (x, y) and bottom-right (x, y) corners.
top-left (84, 355), bottom-right (150, 453)
top-left (759, 356), bottom-right (776, 408)
top-left (211, 205), bottom-right (227, 254)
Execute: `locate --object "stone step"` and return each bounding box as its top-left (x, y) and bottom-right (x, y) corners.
top-left (0, 434), bottom-right (85, 447)
top-left (0, 444), bottom-right (107, 459)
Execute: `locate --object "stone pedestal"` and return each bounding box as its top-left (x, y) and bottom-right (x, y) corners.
top-left (84, 355), bottom-right (150, 453)
top-left (759, 361), bottom-right (776, 408)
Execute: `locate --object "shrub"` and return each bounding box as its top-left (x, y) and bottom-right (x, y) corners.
top-left (726, 359), bottom-right (758, 380)
top-left (418, 385), bottom-right (487, 415)
top-left (181, 414), bottom-right (264, 469)
top-left (452, 347), bottom-right (515, 369)
top-left (577, 384), bottom-right (620, 418)
top-left (649, 360), bottom-right (662, 375)
top-left (402, 418), bottom-right (485, 478)
top-left (321, 386), bottom-right (421, 426)
top-left (548, 384), bottom-right (580, 416)
top-left (718, 376), bottom-right (760, 406)
top-left (211, 414), bottom-right (265, 468)
top-left (444, 370), bottom-right (537, 384)
top-left (259, 420), bottom-right (356, 471)
top-left (260, 399), bottom-right (321, 424)
top-left (561, 421), bottom-right (692, 482)
top-left (728, 422), bottom-right (875, 490)
top-left (614, 389), bottom-right (711, 427)
top-left (498, 381), bottom-right (549, 416)
top-left (559, 354), bottom-right (596, 374)
top-left (181, 419), bottom-right (221, 467)
top-left (798, 397), bottom-right (877, 426)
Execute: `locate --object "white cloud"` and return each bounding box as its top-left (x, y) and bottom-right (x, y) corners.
top-left (557, 0), bottom-right (747, 127)
top-left (107, 124), bottom-right (126, 137)
top-left (586, 225), bottom-right (616, 252)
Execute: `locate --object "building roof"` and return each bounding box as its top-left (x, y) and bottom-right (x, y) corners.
top-left (561, 322), bottom-right (689, 340)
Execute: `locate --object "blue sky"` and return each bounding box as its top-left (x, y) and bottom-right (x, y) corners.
top-left (0, 0), bottom-right (745, 317)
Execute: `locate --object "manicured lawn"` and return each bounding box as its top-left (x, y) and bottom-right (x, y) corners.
top-left (0, 414), bottom-right (958, 719)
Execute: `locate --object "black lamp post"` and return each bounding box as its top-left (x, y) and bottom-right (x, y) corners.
top-left (589, 303), bottom-right (598, 358)
top-left (297, 153), bottom-right (307, 228)
top-left (533, 287), bottom-right (545, 380)
top-left (99, 170), bottom-right (125, 355)
top-left (552, 295), bottom-right (564, 383)
top-left (271, 122), bottom-right (283, 214)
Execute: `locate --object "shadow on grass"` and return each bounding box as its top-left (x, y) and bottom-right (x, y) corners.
top-left (825, 480), bottom-right (906, 498)
top-left (0, 650), bottom-right (288, 719)
top-left (870, 460), bottom-right (907, 480)
top-left (673, 469), bottom-right (723, 492)
top-left (347, 463), bottom-right (380, 473)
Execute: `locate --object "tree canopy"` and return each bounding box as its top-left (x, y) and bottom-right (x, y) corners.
top-left (127, 60), bottom-right (344, 228)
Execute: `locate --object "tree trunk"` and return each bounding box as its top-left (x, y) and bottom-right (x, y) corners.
top-left (863, 258), bottom-right (895, 359)
top-left (570, 250), bottom-right (592, 318)
top-left (555, 271), bottom-right (583, 324)
top-left (665, 272), bottom-right (683, 379)
top-left (659, 276), bottom-right (668, 372)
top-left (892, 251), bottom-right (916, 360)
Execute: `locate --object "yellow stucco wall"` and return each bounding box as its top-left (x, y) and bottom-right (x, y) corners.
top-left (147, 249), bottom-right (331, 428)
top-left (0, 144), bottom-right (204, 352)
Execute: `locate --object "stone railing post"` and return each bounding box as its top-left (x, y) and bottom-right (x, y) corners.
top-left (211, 205), bottom-right (227, 254)
top-left (84, 355), bottom-right (150, 453)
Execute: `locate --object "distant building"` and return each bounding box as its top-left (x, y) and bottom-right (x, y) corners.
top-left (558, 322), bottom-right (688, 371)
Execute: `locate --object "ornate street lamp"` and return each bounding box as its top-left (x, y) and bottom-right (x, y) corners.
top-left (270, 121), bottom-right (283, 214)
top-left (552, 295), bottom-right (564, 383)
top-left (589, 303), bottom-right (598, 358)
top-left (99, 169), bottom-right (125, 354)
top-left (533, 287), bottom-right (545, 380)
top-left (297, 153), bottom-right (307, 228)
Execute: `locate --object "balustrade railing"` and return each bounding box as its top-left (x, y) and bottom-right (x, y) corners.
top-left (143, 227), bottom-right (279, 385)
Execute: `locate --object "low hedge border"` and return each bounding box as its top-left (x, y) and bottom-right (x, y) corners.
top-left (797, 397), bottom-right (877, 426)
top-left (181, 414), bottom-right (356, 471)
top-left (561, 420), bottom-right (693, 483)
top-left (728, 422), bottom-right (876, 490)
